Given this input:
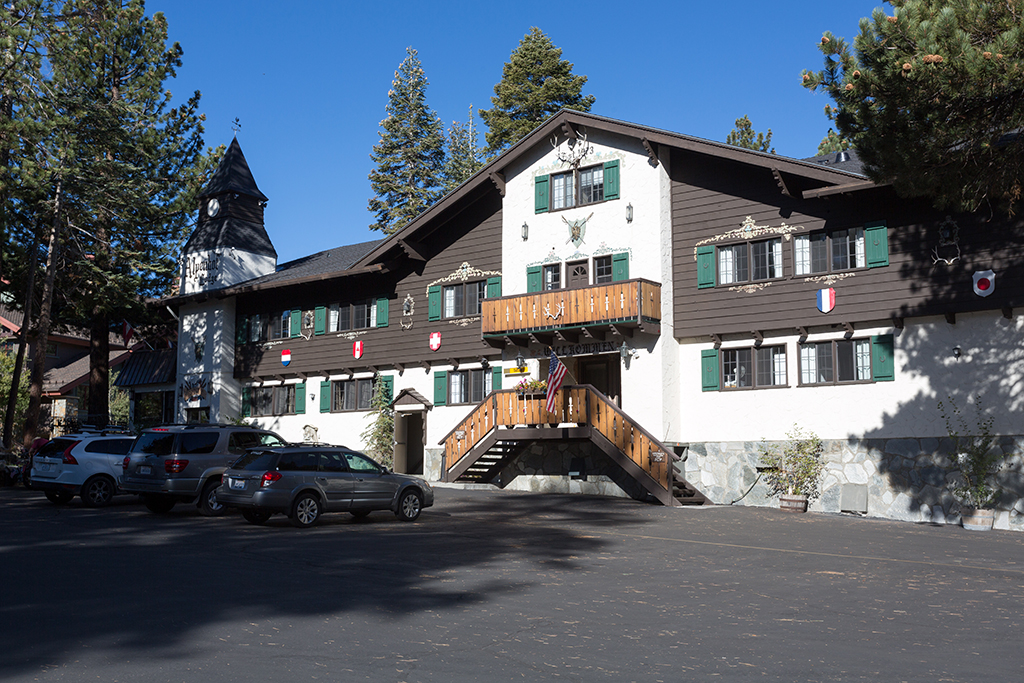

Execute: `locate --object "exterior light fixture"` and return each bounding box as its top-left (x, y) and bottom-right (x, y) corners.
top-left (952, 345), bottom-right (962, 360)
top-left (626, 203), bottom-right (633, 223)
top-left (481, 357), bottom-right (490, 370)
top-left (522, 222), bottom-right (529, 241)
top-left (619, 341), bottom-right (631, 361)
top-left (515, 351), bottom-right (526, 370)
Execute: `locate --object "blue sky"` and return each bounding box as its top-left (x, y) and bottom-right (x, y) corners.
top-left (150, 0), bottom-right (886, 264)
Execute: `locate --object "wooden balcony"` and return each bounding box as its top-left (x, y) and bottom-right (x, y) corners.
top-left (481, 279), bottom-right (661, 346)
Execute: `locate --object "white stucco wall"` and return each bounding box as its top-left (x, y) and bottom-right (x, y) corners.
top-left (679, 310), bottom-right (1024, 443)
top-left (177, 299), bottom-right (239, 423)
top-left (180, 248), bottom-right (276, 295)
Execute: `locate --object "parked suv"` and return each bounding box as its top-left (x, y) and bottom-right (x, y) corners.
top-left (216, 445), bottom-right (433, 528)
top-left (31, 432), bottom-right (136, 507)
top-left (120, 425), bottom-right (287, 515)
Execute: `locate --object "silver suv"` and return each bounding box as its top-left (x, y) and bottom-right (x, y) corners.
top-left (216, 445), bottom-right (434, 528)
top-left (120, 425), bottom-right (287, 515)
top-left (31, 432), bottom-right (136, 507)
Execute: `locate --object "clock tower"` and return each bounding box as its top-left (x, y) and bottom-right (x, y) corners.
top-left (180, 137), bottom-right (277, 295)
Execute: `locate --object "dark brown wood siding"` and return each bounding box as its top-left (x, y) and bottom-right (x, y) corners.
top-left (235, 189), bottom-right (503, 378)
top-left (671, 149), bottom-right (1024, 339)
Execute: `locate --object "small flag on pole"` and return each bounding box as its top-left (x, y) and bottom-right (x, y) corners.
top-left (122, 320), bottom-right (134, 346)
top-left (545, 348), bottom-right (568, 413)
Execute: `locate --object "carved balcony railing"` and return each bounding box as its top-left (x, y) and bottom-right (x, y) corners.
top-left (481, 279), bottom-right (661, 346)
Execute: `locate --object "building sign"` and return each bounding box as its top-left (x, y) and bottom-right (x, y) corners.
top-left (544, 341), bottom-right (619, 358)
top-left (184, 253), bottom-right (220, 287)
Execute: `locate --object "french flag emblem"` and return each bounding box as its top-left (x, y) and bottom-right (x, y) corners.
top-left (817, 288), bottom-right (835, 314)
top-left (281, 349), bottom-right (291, 366)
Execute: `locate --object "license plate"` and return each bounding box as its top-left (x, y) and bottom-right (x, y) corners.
top-left (138, 465), bottom-right (151, 475)
top-left (37, 463), bottom-right (51, 472)
top-left (230, 478), bottom-right (245, 490)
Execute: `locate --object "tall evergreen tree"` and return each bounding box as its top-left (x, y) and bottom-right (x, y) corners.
top-left (367, 47), bottom-right (445, 235)
top-left (17, 0), bottom-right (211, 439)
top-left (802, 0), bottom-right (1024, 214)
top-left (479, 27), bottom-right (595, 157)
top-left (442, 105), bottom-right (483, 194)
top-left (726, 115), bottom-right (775, 154)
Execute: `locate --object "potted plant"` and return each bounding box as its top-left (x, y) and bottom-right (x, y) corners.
top-left (938, 396), bottom-right (1007, 531)
top-left (758, 425), bottom-right (825, 513)
top-left (514, 378), bottom-right (547, 395)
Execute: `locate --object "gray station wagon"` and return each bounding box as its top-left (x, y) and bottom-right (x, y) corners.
top-left (216, 445), bottom-right (434, 527)
top-left (120, 425), bottom-right (288, 515)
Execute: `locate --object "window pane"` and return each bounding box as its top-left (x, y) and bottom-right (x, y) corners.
top-left (836, 340), bottom-right (856, 381)
top-left (358, 380), bottom-right (373, 410)
top-left (543, 265), bottom-right (561, 290)
top-left (444, 285), bottom-right (464, 318)
top-left (832, 228), bottom-right (864, 271)
top-left (722, 348), bottom-right (752, 388)
top-left (343, 383), bottom-right (356, 411)
top-left (718, 245), bottom-right (748, 284)
top-left (855, 340), bottom-right (872, 380)
top-left (180, 432), bottom-right (219, 454)
top-left (449, 371), bottom-right (467, 404)
top-left (579, 166), bottom-right (604, 204)
top-left (551, 172), bottom-right (574, 210)
top-left (282, 311), bottom-right (291, 338)
top-left (595, 256), bottom-right (613, 283)
top-left (800, 344), bottom-right (816, 384)
top-left (807, 233), bottom-right (828, 274)
top-left (751, 239), bottom-right (781, 280)
top-left (329, 304), bottom-right (339, 332)
top-left (471, 369), bottom-right (485, 402)
top-left (354, 301), bottom-right (368, 328)
top-left (816, 343), bottom-right (834, 382)
top-left (756, 346), bottom-right (785, 386)
top-left (468, 282), bottom-right (485, 314)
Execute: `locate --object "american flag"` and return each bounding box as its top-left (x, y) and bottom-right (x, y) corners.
top-left (545, 348), bottom-right (568, 413)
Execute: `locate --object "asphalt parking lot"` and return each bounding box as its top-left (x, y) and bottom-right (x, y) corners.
top-left (2, 485), bottom-right (1022, 682)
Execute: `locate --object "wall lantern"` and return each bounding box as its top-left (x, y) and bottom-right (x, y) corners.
top-left (619, 341), bottom-right (632, 361)
top-left (626, 203), bottom-right (633, 223)
top-left (952, 345), bottom-right (962, 361)
top-left (515, 351), bottom-right (526, 370)
top-left (522, 222), bottom-right (529, 241)
top-left (481, 357), bottom-right (490, 370)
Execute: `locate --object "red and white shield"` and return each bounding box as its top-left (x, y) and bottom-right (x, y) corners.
top-left (353, 340), bottom-right (363, 359)
top-left (973, 270), bottom-right (995, 297)
top-left (429, 332), bottom-right (441, 351)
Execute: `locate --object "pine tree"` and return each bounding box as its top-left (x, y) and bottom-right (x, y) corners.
top-left (360, 376), bottom-right (394, 468)
top-left (367, 47), bottom-right (445, 235)
top-left (726, 115), bottom-right (775, 154)
top-left (442, 105), bottom-right (483, 194)
top-left (802, 0), bottom-right (1024, 214)
top-left (479, 27), bottom-right (595, 157)
top-left (816, 128), bottom-right (851, 156)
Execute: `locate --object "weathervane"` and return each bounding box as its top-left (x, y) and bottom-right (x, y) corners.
top-left (231, 117), bottom-right (242, 135)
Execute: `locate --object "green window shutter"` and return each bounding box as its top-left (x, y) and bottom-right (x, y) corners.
top-left (294, 382), bottom-right (306, 415)
top-left (534, 174), bottom-right (549, 213)
top-left (871, 334), bottom-right (895, 381)
top-left (427, 286), bottom-right (441, 321)
top-left (696, 246), bottom-right (716, 289)
top-left (865, 221), bottom-right (889, 268)
top-left (314, 306), bottom-right (326, 335)
top-left (492, 366), bottom-right (502, 393)
top-left (486, 276), bottom-right (502, 298)
top-left (526, 265), bottom-right (542, 293)
top-left (320, 380), bottom-right (332, 413)
top-left (380, 375), bottom-right (394, 403)
top-left (611, 252), bottom-right (629, 281)
top-left (701, 349), bottom-right (720, 392)
top-left (236, 316), bottom-right (248, 344)
top-left (290, 310), bottom-right (301, 338)
top-left (242, 386), bottom-right (251, 417)
top-left (603, 159), bottom-right (620, 200)
top-left (433, 370), bottom-right (447, 406)
top-left (376, 297), bottom-right (389, 327)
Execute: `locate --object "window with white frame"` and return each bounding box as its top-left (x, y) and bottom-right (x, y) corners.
top-left (248, 385), bottom-right (296, 416)
top-left (795, 228), bottom-right (866, 276)
top-left (326, 299), bottom-right (376, 332)
top-left (331, 378), bottom-right (374, 411)
top-left (718, 238), bottom-right (782, 285)
top-left (448, 369), bottom-right (493, 405)
top-left (721, 345), bottom-right (786, 389)
top-left (443, 281), bottom-right (486, 318)
top-left (799, 339), bottom-right (872, 384)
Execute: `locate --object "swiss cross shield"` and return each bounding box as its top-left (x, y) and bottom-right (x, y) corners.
top-left (353, 341), bottom-right (363, 359)
top-left (429, 332), bottom-right (441, 351)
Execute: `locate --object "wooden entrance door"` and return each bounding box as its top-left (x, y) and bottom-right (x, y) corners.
top-left (579, 356), bottom-right (621, 407)
top-left (567, 260), bottom-right (589, 289)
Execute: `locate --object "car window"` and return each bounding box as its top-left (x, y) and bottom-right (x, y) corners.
top-left (258, 433), bottom-right (287, 447)
top-left (277, 452), bottom-right (318, 472)
top-left (83, 438), bottom-right (135, 455)
top-left (179, 432), bottom-right (220, 454)
top-left (319, 453), bottom-right (348, 473)
top-left (136, 432), bottom-right (175, 455)
top-left (344, 452), bottom-right (382, 474)
top-left (231, 450), bottom-right (278, 471)
top-left (228, 432), bottom-right (259, 454)
top-left (37, 439), bottom-right (78, 456)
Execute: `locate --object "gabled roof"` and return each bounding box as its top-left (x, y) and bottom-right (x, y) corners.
top-left (113, 348), bottom-right (177, 387)
top-left (199, 137), bottom-right (268, 201)
top-left (43, 350), bottom-right (131, 395)
top-left (238, 240), bottom-right (382, 289)
top-left (350, 109), bottom-right (875, 270)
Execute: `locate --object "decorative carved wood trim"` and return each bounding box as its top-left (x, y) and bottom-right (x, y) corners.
top-left (751, 330), bottom-right (764, 344)
top-left (771, 167), bottom-right (792, 198)
top-left (641, 137), bottom-right (660, 167)
top-left (398, 238), bottom-right (427, 262)
top-left (448, 358), bottom-right (459, 370)
top-left (394, 362), bottom-right (405, 374)
top-left (561, 121), bottom-right (579, 140)
top-left (488, 171), bottom-right (506, 197)
top-left (420, 360), bottom-right (431, 372)
top-left (710, 333), bottom-right (722, 349)
top-left (842, 322), bottom-right (855, 338)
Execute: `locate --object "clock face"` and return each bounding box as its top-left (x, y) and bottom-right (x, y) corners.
top-left (206, 198), bottom-right (220, 217)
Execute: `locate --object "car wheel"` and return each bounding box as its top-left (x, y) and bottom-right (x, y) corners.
top-left (82, 476), bottom-right (115, 508)
top-left (242, 510), bottom-right (272, 525)
top-left (198, 479), bottom-right (227, 517)
top-left (350, 510), bottom-right (370, 520)
top-left (290, 493), bottom-right (321, 528)
top-left (395, 489), bottom-right (423, 522)
top-left (45, 490), bottom-right (74, 505)
top-left (142, 494), bottom-right (176, 514)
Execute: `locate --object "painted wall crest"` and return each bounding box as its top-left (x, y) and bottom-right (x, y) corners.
top-left (563, 213), bottom-right (594, 247)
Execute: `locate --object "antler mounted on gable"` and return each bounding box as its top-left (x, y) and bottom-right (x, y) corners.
top-left (551, 128), bottom-right (592, 169)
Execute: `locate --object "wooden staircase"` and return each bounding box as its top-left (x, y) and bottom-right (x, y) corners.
top-left (440, 385), bottom-right (709, 507)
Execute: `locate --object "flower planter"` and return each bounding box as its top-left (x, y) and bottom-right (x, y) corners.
top-left (779, 494), bottom-right (808, 513)
top-left (961, 507), bottom-right (995, 531)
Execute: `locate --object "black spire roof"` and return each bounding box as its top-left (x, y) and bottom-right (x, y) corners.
top-left (198, 137), bottom-right (268, 201)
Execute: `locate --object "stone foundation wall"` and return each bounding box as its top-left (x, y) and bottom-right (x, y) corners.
top-left (685, 436), bottom-right (1024, 531)
top-left (495, 440), bottom-right (647, 500)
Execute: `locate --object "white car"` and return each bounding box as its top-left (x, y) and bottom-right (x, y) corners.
top-left (32, 433), bottom-right (137, 507)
